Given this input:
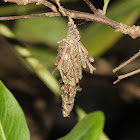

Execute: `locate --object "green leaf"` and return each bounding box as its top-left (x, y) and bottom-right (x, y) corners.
top-left (26, 46), bottom-right (61, 77)
top-left (81, 0), bottom-right (140, 58)
top-left (0, 23), bottom-right (61, 96)
top-left (24, 46), bottom-right (59, 77)
top-left (0, 4), bottom-right (44, 16)
top-left (14, 17), bottom-right (68, 48)
top-left (0, 81), bottom-right (30, 140)
top-left (26, 46), bottom-right (57, 68)
top-left (0, 0), bottom-right (80, 16)
top-left (58, 111), bottom-right (104, 140)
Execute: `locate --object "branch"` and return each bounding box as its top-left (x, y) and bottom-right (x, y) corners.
top-left (83, 0), bottom-right (98, 14)
top-left (116, 23), bottom-right (140, 39)
top-left (113, 50), bottom-right (140, 73)
top-left (55, 0), bottom-right (66, 16)
top-left (0, 9), bottom-right (139, 39)
top-left (0, 12), bottom-right (61, 20)
top-left (113, 69), bottom-right (140, 84)
top-left (113, 50), bottom-right (140, 84)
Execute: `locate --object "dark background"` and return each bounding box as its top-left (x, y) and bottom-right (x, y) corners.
top-left (0, 0), bottom-right (140, 140)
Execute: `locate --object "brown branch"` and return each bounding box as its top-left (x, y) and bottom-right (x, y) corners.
top-left (83, 0), bottom-right (98, 14)
top-left (0, 8), bottom-right (139, 39)
top-left (113, 50), bottom-right (140, 73)
top-left (113, 51), bottom-right (140, 84)
top-left (0, 12), bottom-right (61, 20)
top-left (0, 10), bottom-right (119, 29)
top-left (55, 0), bottom-right (66, 16)
top-left (116, 23), bottom-right (140, 39)
top-left (113, 69), bottom-right (140, 84)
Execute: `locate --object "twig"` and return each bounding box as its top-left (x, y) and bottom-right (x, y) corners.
top-left (0, 9), bottom-right (139, 39)
top-left (0, 10), bottom-right (119, 29)
top-left (113, 50), bottom-right (140, 73)
top-left (113, 51), bottom-right (140, 84)
top-left (115, 23), bottom-right (140, 39)
top-left (113, 69), bottom-right (140, 84)
top-left (55, 0), bottom-right (66, 16)
top-left (83, 0), bottom-right (98, 14)
top-left (0, 12), bottom-right (61, 20)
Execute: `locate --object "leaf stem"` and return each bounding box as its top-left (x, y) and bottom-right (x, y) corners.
top-left (74, 105), bottom-right (87, 120)
top-left (103, 0), bottom-right (110, 15)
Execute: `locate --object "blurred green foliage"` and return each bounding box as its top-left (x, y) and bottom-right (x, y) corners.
top-left (14, 17), bottom-right (68, 47)
top-left (0, 4), bottom-right (44, 16)
top-left (0, 81), bottom-right (30, 140)
top-left (27, 45), bottom-right (57, 68)
top-left (58, 111), bottom-right (105, 140)
top-left (0, 24), bottom-right (61, 96)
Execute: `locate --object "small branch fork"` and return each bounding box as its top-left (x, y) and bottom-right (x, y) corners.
top-left (113, 51), bottom-right (140, 84)
top-left (1, 0), bottom-right (140, 39)
top-left (83, 0), bottom-right (98, 14)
